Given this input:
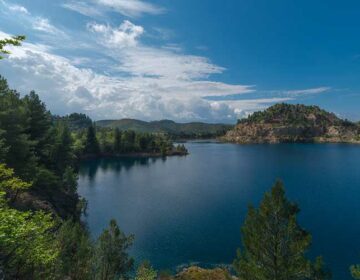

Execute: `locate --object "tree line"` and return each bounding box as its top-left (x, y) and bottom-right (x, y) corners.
top-left (71, 124), bottom-right (188, 158)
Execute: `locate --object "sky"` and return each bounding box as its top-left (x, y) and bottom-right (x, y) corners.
top-left (0, 0), bottom-right (359, 123)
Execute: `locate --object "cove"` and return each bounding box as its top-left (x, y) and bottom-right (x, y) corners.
top-left (78, 142), bottom-right (360, 279)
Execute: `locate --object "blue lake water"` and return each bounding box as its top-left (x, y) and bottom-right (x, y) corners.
top-left (78, 142), bottom-right (360, 279)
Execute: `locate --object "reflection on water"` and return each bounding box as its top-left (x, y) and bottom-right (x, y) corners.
top-left (79, 157), bottom-right (167, 181)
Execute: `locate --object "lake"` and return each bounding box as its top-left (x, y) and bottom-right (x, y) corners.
top-left (78, 142), bottom-right (360, 279)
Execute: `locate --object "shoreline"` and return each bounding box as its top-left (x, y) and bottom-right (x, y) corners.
top-left (219, 138), bottom-right (360, 145)
top-left (79, 150), bottom-right (189, 160)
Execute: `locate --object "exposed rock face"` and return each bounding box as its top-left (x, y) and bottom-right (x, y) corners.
top-left (223, 104), bottom-right (360, 144)
top-left (13, 189), bottom-right (80, 219)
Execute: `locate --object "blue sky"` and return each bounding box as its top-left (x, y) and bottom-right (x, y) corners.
top-left (0, 0), bottom-right (359, 122)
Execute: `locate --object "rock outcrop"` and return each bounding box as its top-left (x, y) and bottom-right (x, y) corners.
top-left (223, 104), bottom-right (360, 144)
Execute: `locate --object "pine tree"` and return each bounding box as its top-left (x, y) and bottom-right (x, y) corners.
top-left (56, 220), bottom-right (93, 280)
top-left (0, 76), bottom-right (36, 180)
top-left (233, 180), bottom-right (330, 280)
top-left (23, 91), bottom-right (52, 163)
top-left (121, 130), bottom-right (136, 152)
top-left (84, 124), bottom-right (100, 155)
top-left (114, 128), bottom-right (122, 153)
top-left (51, 121), bottom-right (74, 175)
top-left (0, 129), bottom-right (8, 162)
top-left (93, 219), bottom-right (134, 280)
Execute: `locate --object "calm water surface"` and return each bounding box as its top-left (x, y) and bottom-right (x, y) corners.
top-left (78, 142), bottom-right (360, 279)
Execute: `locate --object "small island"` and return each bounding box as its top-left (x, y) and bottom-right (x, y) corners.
top-left (222, 103), bottom-right (360, 144)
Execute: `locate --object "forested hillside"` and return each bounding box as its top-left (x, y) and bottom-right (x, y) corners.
top-left (96, 119), bottom-right (232, 139)
top-left (224, 103), bottom-right (360, 144)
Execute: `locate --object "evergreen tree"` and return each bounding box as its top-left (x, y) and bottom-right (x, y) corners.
top-left (56, 220), bottom-right (93, 280)
top-left (0, 76), bottom-right (36, 180)
top-left (23, 91), bottom-right (52, 163)
top-left (135, 261), bottom-right (157, 280)
top-left (93, 219), bottom-right (134, 280)
top-left (0, 129), bottom-right (8, 162)
top-left (98, 129), bottom-right (113, 153)
top-left (62, 167), bottom-right (78, 195)
top-left (84, 124), bottom-right (100, 155)
top-left (114, 128), bottom-right (122, 153)
top-left (233, 180), bottom-right (330, 280)
top-left (135, 134), bottom-right (149, 152)
top-left (121, 130), bottom-right (136, 152)
top-left (51, 121), bottom-right (74, 174)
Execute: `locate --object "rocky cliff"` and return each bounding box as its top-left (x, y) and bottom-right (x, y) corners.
top-left (223, 104), bottom-right (360, 144)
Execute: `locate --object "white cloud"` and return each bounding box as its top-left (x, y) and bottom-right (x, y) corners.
top-left (0, 28), bottom-right (252, 123)
top-left (0, 0), bottom-right (68, 42)
top-left (96, 0), bottom-right (164, 17)
top-left (8, 3), bottom-right (29, 14)
top-left (285, 87), bottom-right (330, 96)
top-left (87, 21), bottom-right (144, 48)
top-left (32, 17), bottom-right (65, 35)
top-left (62, 2), bottom-right (103, 18)
top-left (63, 0), bottom-right (164, 18)
top-left (217, 98), bottom-right (294, 119)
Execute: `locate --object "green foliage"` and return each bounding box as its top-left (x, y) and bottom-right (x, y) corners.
top-left (0, 76), bottom-right (37, 179)
top-left (77, 125), bottom-right (186, 157)
top-left (114, 128), bottom-right (122, 153)
top-left (233, 180), bottom-right (330, 280)
top-left (351, 264), bottom-right (360, 279)
top-left (84, 124), bottom-right (100, 155)
top-left (56, 220), bottom-right (93, 279)
top-left (135, 261), bottom-right (157, 280)
top-left (53, 113), bottom-right (93, 131)
top-left (0, 163), bottom-right (134, 279)
top-left (175, 266), bottom-right (233, 280)
top-left (23, 90), bottom-right (52, 162)
top-left (238, 103), bottom-right (350, 127)
top-left (51, 121), bottom-right (74, 175)
top-left (175, 144), bottom-right (188, 154)
top-left (62, 167), bottom-right (78, 195)
top-left (93, 219), bottom-right (134, 280)
top-left (0, 35), bottom-right (25, 59)
top-left (0, 164), bottom-right (58, 279)
top-left (0, 163), bottom-right (31, 201)
top-left (311, 257), bottom-right (331, 280)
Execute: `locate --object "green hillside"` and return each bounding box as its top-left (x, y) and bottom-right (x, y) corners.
top-left (96, 119), bottom-right (233, 138)
top-left (238, 103), bottom-right (348, 126)
top-left (224, 103), bottom-right (360, 144)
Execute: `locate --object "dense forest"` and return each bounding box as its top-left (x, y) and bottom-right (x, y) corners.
top-left (237, 103), bottom-right (357, 127)
top-left (53, 114), bottom-right (188, 157)
top-left (1, 36), bottom-right (360, 280)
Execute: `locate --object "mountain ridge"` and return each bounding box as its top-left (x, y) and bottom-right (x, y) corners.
top-left (95, 118), bottom-right (233, 138)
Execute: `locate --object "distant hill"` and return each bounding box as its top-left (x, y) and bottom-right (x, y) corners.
top-left (223, 103), bottom-right (360, 144)
top-left (96, 119), bottom-right (233, 139)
